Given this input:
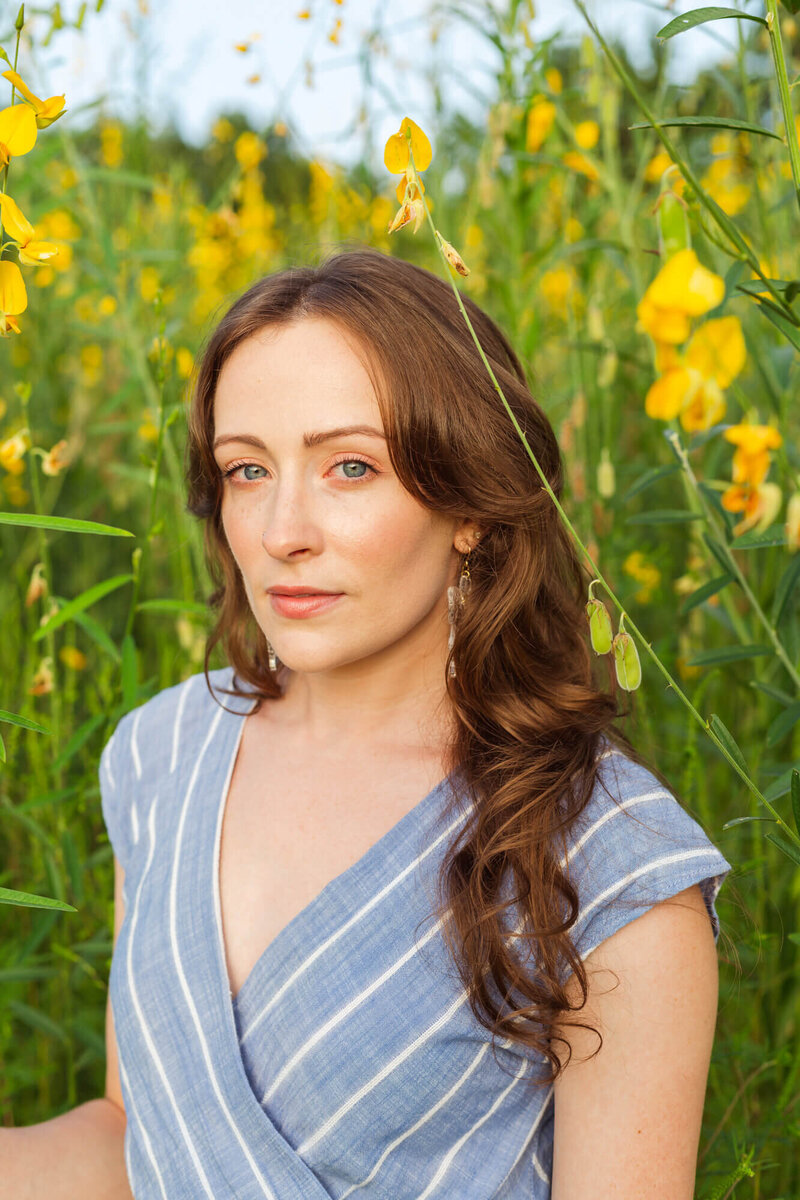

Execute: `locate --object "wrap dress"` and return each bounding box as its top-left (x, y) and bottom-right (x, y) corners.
top-left (99, 665), bottom-right (733, 1199)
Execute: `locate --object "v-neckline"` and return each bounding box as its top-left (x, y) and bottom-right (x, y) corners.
top-left (211, 681), bottom-right (459, 1023)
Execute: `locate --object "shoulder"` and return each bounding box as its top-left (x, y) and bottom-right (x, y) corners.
top-left (558, 737), bottom-right (733, 967)
top-left (104, 665), bottom-right (236, 786)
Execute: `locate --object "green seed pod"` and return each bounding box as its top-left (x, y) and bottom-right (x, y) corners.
top-left (586, 597), bottom-right (613, 655)
top-left (612, 631), bottom-right (642, 691)
top-left (658, 187), bottom-right (690, 260)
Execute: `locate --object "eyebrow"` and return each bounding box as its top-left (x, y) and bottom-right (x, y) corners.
top-left (212, 424), bottom-right (386, 452)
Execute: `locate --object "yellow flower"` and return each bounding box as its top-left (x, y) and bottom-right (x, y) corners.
top-left (235, 131), bottom-right (267, 170)
top-left (574, 120), bottom-right (599, 150)
top-left (644, 367), bottom-right (697, 422)
top-left (684, 315), bottom-right (745, 389)
top-left (384, 117), bottom-right (432, 174)
top-left (525, 99), bottom-right (556, 153)
top-left (297, 7), bottom-right (311, 18)
top-left (139, 266), bottom-right (161, 304)
top-left (544, 67), bottom-right (562, 94)
top-left (41, 438), bottom-right (70, 476)
top-left (59, 645), bottom-right (87, 670)
top-left (0, 101), bottom-right (37, 167)
top-left (100, 124), bottom-right (123, 169)
top-left (212, 117), bottom-right (235, 142)
top-left (562, 150), bottom-right (598, 180)
top-left (176, 347), bottom-right (194, 379)
top-left (678, 376), bottom-right (726, 433)
top-left (642, 249), bottom-right (725, 322)
top-left (786, 491), bottom-right (800, 554)
top-left (1, 70), bottom-right (66, 128)
top-left (395, 168), bottom-right (425, 204)
top-left (0, 427), bottom-right (30, 474)
top-left (387, 197), bottom-right (425, 235)
top-left (0, 194), bottom-right (60, 265)
top-left (636, 293), bottom-right (690, 345)
top-left (0, 260), bottom-right (27, 335)
top-left (29, 655), bottom-right (54, 696)
top-left (722, 480), bottom-right (783, 538)
top-left (644, 150), bottom-right (673, 182)
top-left (724, 421), bottom-right (782, 458)
top-left (328, 18), bottom-right (342, 43)
top-left (25, 562), bottom-right (48, 607)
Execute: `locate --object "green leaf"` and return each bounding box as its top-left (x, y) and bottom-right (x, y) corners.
top-left (630, 115), bottom-right (780, 140)
top-left (752, 297), bottom-right (800, 352)
top-left (702, 532), bottom-right (735, 574)
top-left (687, 644), bottom-right (772, 666)
top-left (0, 885), bottom-right (77, 911)
top-left (765, 829), bottom-right (800, 868)
top-left (625, 509), bottom-right (705, 525)
top-left (708, 713), bottom-right (749, 774)
top-left (0, 731), bottom-right (4, 763)
top-left (0, 512), bottom-right (134, 536)
top-left (723, 815), bottom-right (777, 829)
top-left (52, 712), bottom-right (106, 773)
top-left (771, 554), bottom-right (800, 626)
top-left (737, 277), bottom-right (800, 301)
top-left (729, 524), bottom-right (788, 549)
top-left (136, 598), bottom-right (209, 617)
top-left (32, 574), bottom-right (133, 642)
top-left (792, 769), bottom-right (800, 837)
top-left (750, 680), bottom-right (796, 706)
top-left (0, 709), bottom-right (51, 734)
top-left (621, 464), bottom-right (682, 504)
top-left (678, 572), bottom-right (735, 615)
top-left (656, 7), bottom-right (767, 39)
top-left (766, 703), bottom-right (800, 748)
top-left (72, 609), bottom-right (122, 663)
top-left (7, 1000), bottom-right (70, 1043)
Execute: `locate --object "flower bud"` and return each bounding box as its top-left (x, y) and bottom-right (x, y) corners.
top-left (586, 597), bottom-right (613, 654)
top-left (612, 631), bottom-right (642, 691)
top-left (597, 448), bottom-right (616, 499)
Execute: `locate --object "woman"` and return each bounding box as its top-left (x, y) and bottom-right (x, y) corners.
top-left (3, 247), bottom-right (732, 1199)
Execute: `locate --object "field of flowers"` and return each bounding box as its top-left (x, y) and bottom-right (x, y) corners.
top-left (1, 0), bottom-right (799, 1193)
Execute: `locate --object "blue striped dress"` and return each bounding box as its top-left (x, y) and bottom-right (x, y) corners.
top-left (100, 665), bottom-right (733, 1199)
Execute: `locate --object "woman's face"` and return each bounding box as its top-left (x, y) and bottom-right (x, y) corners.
top-left (212, 316), bottom-right (472, 682)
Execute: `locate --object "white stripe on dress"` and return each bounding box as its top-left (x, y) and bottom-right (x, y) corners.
top-left (417, 1054), bottom-right (533, 1199)
top-left (169, 704), bottom-right (278, 1200)
top-left (263, 914), bottom-right (449, 1106)
top-left (338, 1039), bottom-right (494, 1199)
top-left (118, 1052), bottom-right (169, 1200)
top-left (238, 803), bottom-right (474, 1048)
top-left (126, 793), bottom-right (217, 1199)
top-left (170, 673), bottom-right (194, 774)
top-left (130, 706), bottom-right (144, 780)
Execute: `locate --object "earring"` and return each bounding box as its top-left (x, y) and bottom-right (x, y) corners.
top-left (447, 531), bottom-right (480, 679)
top-left (266, 638), bottom-right (280, 673)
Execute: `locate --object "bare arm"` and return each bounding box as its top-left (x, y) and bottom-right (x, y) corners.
top-left (0, 857), bottom-right (134, 1200)
top-left (550, 883), bottom-right (720, 1200)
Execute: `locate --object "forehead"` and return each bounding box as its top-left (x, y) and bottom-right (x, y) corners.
top-left (215, 318), bottom-right (379, 417)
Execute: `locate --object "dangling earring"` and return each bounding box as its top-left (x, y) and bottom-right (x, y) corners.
top-left (266, 639), bottom-right (280, 673)
top-left (447, 532), bottom-right (480, 679)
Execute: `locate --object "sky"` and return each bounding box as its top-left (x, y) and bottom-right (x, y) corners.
top-left (18, 0), bottom-right (748, 171)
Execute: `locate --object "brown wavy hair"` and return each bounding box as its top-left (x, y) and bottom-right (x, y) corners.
top-left (184, 243), bottom-right (720, 1087)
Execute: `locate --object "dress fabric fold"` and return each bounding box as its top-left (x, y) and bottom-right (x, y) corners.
top-left (99, 665), bottom-right (733, 1199)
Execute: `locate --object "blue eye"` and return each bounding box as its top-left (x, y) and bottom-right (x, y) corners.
top-left (221, 456), bottom-right (377, 485)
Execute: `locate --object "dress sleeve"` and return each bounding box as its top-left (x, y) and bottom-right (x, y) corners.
top-left (99, 711), bottom-right (136, 874)
top-left (559, 747), bottom-right (733, 982)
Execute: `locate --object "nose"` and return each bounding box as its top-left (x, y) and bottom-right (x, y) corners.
top-left (258, 473), bottom-right (322, 559)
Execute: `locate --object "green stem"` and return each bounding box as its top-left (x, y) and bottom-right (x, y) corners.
top-left (397, 132), bottom-right (800, 851)
top-left (765, 0), bottom-right (800, 220)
